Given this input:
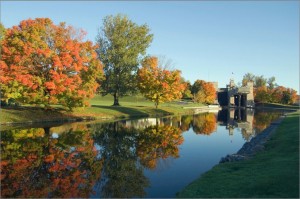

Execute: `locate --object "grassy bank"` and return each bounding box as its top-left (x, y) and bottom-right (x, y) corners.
top-left (0, 95), bottom-right (198, 124)
top-left (177, 111), bottom-right (299, 198)
top-left (256, 102), bottom-right (299, 110)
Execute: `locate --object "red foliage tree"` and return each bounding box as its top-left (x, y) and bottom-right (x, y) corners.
top-left (1, 127), bottom-right (102, 198)
top-left (0, 18), bottom-right (103, 110)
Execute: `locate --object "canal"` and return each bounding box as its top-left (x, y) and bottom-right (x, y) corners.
top-left (0, 109), bottom-right (284, 198)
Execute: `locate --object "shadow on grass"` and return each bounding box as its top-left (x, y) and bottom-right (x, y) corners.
top-left (1, 106), bottom-right (78, 122)
top-left (91, 105), bottom-right (171, 117)
top-left (1, 106), bottom-right (66, 112)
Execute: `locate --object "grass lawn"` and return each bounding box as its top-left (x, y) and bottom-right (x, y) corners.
top-left (177, 111), bottom-right (299, 198)
top-left (0, 95), bottom-right (199, 124)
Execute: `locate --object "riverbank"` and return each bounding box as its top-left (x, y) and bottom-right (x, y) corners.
top-left (255, 102), bottom-right (299, 110)
top-left (177, 111), bottom-right (299, 198)
top-left (0, 95), bottom-right (200, 125)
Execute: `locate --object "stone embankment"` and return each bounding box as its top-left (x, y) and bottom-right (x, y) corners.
top-left (183, 105), bottom-right (221, 114)
top-left (220, 116), bottom-right (285, 163)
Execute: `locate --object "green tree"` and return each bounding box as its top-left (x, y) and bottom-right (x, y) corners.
top-left (267, 76), bottom-right (276, 90)
top-left (92, 122), bottom-right (149, 198)
top-left (181, 78), bottom-right (193, 99)
top-left (243, 73), bottom-right (270, 89)
top-left (0, 23), bottom-right (5, 44)
top-left (281, 88), bottom-right (297, 105)
top-left (254, 75), bottom-right (267, 88)
top-left (180, 115), bottom-right (193, 131)
top-left (96, 14), bottom-right (153, 106)
top-left (191, 80), bottom-right (204, 95)
top-left (242, 73), bottom-right (255, 86)
top-left (0, 23), bottom-right (6, 80)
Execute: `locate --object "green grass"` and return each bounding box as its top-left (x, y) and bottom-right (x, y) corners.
top-left (177, 111), bottom-right (299, 198)
top-left (256, 102), bottom-right (299, 110)
top-left (73, 95), bottom-right (198, 119)
top-left (0, 95), bottom-right (198, 124)
top-left (0, 107), bottom-right (74, 123)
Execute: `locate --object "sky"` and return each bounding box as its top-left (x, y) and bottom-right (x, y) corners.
top-left (1, 1), bottom-right (299, 92)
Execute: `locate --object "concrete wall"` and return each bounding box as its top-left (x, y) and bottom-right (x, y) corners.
top-left (246, 81), bottom-right (254, 101)
top-left (217, 80), bottom-right (255, 107)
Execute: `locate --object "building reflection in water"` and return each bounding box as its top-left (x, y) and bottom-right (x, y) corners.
top-left (217, 108), bottom-right (255, 141)
top-left (124, 108), bottom-right (255, 141)
top-left (2, 109), bottom-right (284, 198)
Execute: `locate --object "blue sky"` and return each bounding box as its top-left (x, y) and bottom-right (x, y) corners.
top-left (1, 1), bottom-right (299, 92)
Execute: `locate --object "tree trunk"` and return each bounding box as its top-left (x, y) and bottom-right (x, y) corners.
top-left (43, 127), bottom-right (50, 153)
top-left (113, 92), bottom-right (120, 106)
top-left (155, 100), bottom-right (158, 109)
top-left (44, 127), bottom-right (50, 136)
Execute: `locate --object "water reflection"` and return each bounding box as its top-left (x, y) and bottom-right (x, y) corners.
top-left (217, 108), bottom-right (255, 141)
top-left (0, 109), bottom-right (283, 198)
top-left (92, 122), bottom-right (149, 198)
top-left (217, 108), bottom-right (281, 141)
top-left (91, 121), bottom-right (184, 198)
top-left (137, 125), bottom-right (184, 170)
top-left (1, 127), bottom-right (102, 198)
top-left (253, 110), bottom-right (282, 131)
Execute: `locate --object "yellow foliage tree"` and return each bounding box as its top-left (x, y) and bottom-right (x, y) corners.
top-left (136, 124), bottom-right (184, 170)
top-left (192, 113), bottom-right (217, 135)
top-left (137, 56), bottom-right (186, 108)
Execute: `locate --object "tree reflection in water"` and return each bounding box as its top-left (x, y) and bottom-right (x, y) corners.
top-left (92, 121), bottom-right (184, 197)
top-left (137, 124), bottom-right (184, 170)
top-left (0, 110), bottom-right (283, 198)
top-left (179, 113), bottom-right (217, 135)
top-left (192, 113), bottom-right (217, 135)
top-left (92, 122), bottom-right (149, 198)
top-left (253, 110), bottom-right (282, 131)
top-left (1, 127), bottom-right (102, 198)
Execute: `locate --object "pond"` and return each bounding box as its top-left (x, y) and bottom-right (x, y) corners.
top-left (0, 109), bottom-right (284, 198)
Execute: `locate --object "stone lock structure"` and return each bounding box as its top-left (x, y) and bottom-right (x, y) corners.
top-left (217, 79), bottom-right (255, 108)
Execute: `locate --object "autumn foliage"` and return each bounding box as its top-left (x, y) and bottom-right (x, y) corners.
top-left (192, 113), bottom-right (217, 135)
top-left (253, 111), bottom-right (282, 131)
top-left (137, 56), bottom-right (186, 108)
top-left (192, 80), bottom-right (216, 104)
top-left (0, 18), bottom-right (103, 110)
top-left (1, 127), bottom-right (102, 198)
top-left (137, 125), bottom-right (184, 169)
top-left (255, 86), bottom-right (297, 105)
top-left (242, 73), bottom-right (297, 105)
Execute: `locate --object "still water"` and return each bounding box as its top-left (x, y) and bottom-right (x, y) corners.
top-left (0, 109), bottom-right (283, 198)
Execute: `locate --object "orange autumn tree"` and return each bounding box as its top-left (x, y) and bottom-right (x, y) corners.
top-left (0, 18), bottom-right (103, 110)
top-left (137, 124), bottom-right (184, 170)
top-left (1, 127), bottom-right (102, 198)
top-left (137, 56), bottom-right (186, 108)
top-left (192, 80), bottom-right (216, 104)
top-left (192, 113), bottom-right (216, 135)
